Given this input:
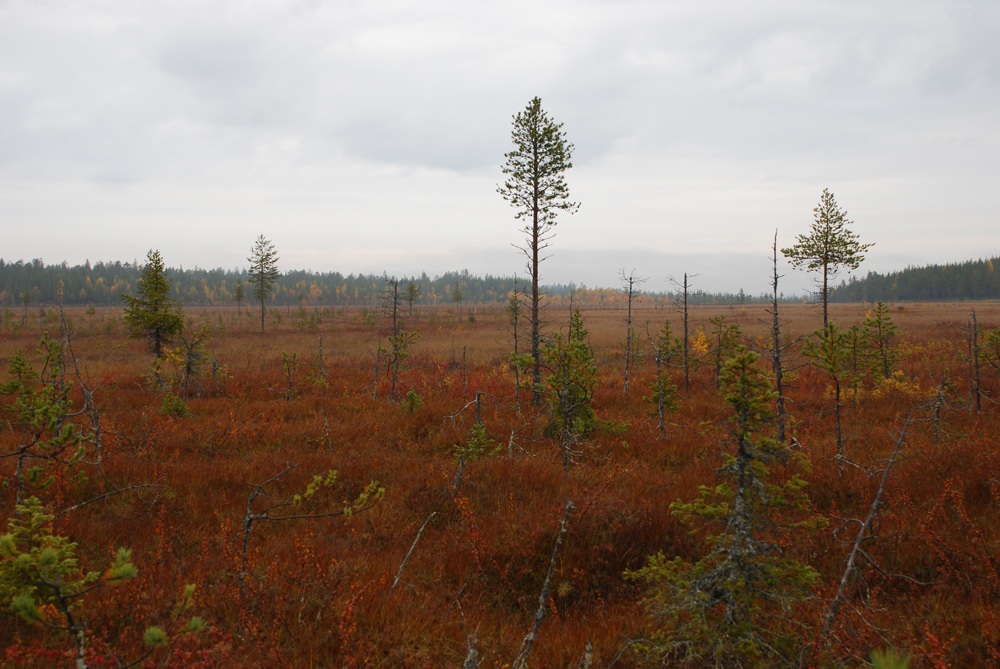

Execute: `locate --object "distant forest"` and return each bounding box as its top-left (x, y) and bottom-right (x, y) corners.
top-left (5, 255), bottom-right (995, 310)
top-left (829, 256), bottom-right (1000, 302)
top-left (0, 258), bottom-right (774, 310)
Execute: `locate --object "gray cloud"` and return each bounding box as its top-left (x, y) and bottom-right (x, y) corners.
top-left (1, 0), bottom-right (998, 291)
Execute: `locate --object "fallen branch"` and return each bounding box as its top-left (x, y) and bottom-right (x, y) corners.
top-left (821, 418), bottom-right (909, 637)
top-left (507, 412), bottom-right (544, 457)
top-left (389, 511), bottom-right (436, 596)
top-left (55, 480), bottom-right (167, 518)
top-left (512, 500), bottom-right (574, 669)
top-left (605, 638), bottom-right (654, 668)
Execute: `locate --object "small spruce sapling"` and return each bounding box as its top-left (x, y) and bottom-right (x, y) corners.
top-left (507, 284), bottom-right (531, 415)
top-left (544, 309), bottom-right (598, 474)
top-left (983, 326), bottom-right (1000, 374)
top-left (281, 351), bottom-right (298, 401)
top-left (863, 301), bottom-right (899, 382)
top-left (454, 421), bottom-right (500, 462)
top-left (121, 250), bottom-right (184, 362)
top-left (707, 314), bottom-right (742, 389)
top-left (644, 319), bottom-right (680, 435)
top-left (804, 323), bottom-right (851, 474)
top-left (628, 348), bottom-right (822, 666)
top-left (844, 324), bottom-right (865, 402)
top-left (403, 389), bottom-right (423, 414)
top-left (381, 277), bottom-right (420, 401)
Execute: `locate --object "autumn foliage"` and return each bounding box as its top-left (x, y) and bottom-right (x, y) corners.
top-left (1, 300), bottom-right (999, 667)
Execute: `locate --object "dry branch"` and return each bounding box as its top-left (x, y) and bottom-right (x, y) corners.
top-left (389, 511), bottom-right (436, 596)
top-left (54, 480), bottom-right (166, 518)
top-left (512, 500), bottom-right (574, 669)
top-left (821, 419), bottom-right (909, 637)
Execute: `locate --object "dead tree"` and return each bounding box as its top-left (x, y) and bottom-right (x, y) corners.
top-left (620, 268), bottom-right (647, 397)
top-left (381, 277), bottom-right (419, 402)
top-left (967, 310), bottom-right (982, 415)
top-left (60, 315), bottom-right (105, 463)
top-left (755, 231), bottom-right (806, 443)
top-left (668, 273), bottom-right (696, 398)
top-left (389, 512), bottom-right (437, 596)
top-left (507, 278), bottom-right (527, 416)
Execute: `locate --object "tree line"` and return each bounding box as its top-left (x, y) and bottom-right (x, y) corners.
top-left (830, 255), bottom-right (1000, 302)
top-left (0, 258), bottom-right (795, 311)
top-left (0, 261), bottom-right (523, 309)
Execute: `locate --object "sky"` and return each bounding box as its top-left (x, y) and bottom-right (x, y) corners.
top-left (2, 0), bottom-right (998, 295)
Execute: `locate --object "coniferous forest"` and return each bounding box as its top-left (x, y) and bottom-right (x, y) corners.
top-left (829, 256), bottom-right (1000, 303)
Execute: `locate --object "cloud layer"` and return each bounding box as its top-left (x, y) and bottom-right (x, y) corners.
top-left (2, 0), bottom-right (998, 293)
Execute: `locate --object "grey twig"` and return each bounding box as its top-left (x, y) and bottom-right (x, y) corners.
top-left (389, 512), bottom-right (436, 596)
top-left (512, 500), bottom-right (574, 669)
top-left (821, 418), bottom-right (909, 636)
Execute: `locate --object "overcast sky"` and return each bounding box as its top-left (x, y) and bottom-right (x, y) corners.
top-left (2, 0), bottom-right (997, 294)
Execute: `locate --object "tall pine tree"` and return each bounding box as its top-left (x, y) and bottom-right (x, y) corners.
top-left (498, 97), bottom-right (579, 404)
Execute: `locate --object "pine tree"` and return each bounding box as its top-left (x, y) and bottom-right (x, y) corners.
top-left (0, 497), bottom-right (204, 668)
top-left (1, 338), bottom-right (89, 505)
top-left (783, 189), bottom-right (872, 327)
top-left (498, 97), bottom-right (579, 404)
top-left (451, 283), bottom-right (465, 321)
top-left (247, 235), bottom-right (280, 333)
top-left (121, 250), bottom-right (183, 360)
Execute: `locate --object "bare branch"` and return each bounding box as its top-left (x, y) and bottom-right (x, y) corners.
top-left (821, 418), bottom-right (909, 636)
top-left (389, 512), bottom-right (437, 596)
top-left (54, 481), bottom-right (167, 518)
top-left (512, 500), bottom-right (574, 669)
